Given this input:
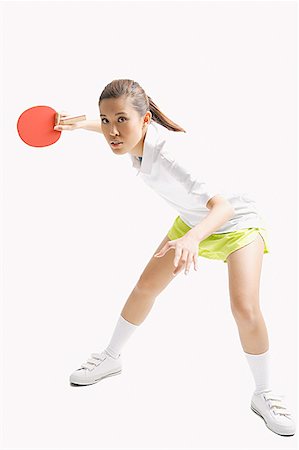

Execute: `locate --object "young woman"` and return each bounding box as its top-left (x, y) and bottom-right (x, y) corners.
top-left (55, 79), bottom-right (295, 437)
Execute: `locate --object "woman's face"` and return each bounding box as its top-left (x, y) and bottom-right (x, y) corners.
top-left (99, 96), bottom-right (151, 157)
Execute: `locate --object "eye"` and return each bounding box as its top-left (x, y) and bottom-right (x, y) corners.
top-left (101, 117), bottom-right (127, 124)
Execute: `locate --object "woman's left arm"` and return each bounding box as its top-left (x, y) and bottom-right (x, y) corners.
top-left (189, 195), bottom-right (235, 242)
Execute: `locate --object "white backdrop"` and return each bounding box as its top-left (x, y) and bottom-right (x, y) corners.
top-left (1, 1), bottom-right (297, 449)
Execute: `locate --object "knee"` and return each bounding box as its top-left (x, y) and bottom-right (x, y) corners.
top-left (135, 278), bottom-right (158, 297)
top-left (231, 300), bottom-right (261, 324)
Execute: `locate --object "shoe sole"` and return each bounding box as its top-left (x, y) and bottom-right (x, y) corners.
top-left (70, 369), bottom-right (122, 386)
top-left (251, 404), bottom-right (295, 437)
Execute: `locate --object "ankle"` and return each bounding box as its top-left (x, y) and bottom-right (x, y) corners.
top-left (104, 348), bottom-right (120, 359)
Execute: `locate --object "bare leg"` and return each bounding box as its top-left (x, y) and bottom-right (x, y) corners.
top-left (121, 234), bottom-right (177, 325)
top-left (226, 232), bottom-right (269, 354)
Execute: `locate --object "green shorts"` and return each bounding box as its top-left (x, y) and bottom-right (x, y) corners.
top-left (167, 216), bottom-right (270, 263)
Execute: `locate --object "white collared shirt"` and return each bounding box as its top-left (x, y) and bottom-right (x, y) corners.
top-left (128, 121), bottom-right (266, 234)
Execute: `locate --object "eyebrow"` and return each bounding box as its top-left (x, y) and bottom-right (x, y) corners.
top-left (100, 112), bottom-right (128, 117)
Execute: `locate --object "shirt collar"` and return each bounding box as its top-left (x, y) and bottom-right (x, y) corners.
top-left (129, 121), bottom-right (160, 175)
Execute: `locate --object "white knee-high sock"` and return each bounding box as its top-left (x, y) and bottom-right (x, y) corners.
top-left (244, 349), bottom-right (271, 394)
top-left (104, 315), bottom-right (139, 359)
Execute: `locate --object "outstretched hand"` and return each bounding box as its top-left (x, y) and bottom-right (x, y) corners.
top-left (154, 232), bottom-right (199, 276)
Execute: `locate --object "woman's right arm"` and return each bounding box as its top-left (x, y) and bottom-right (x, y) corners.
top-left (54, 111), bottom-right (103, 134)
top-left (79, 119), bottom-right (103, 133)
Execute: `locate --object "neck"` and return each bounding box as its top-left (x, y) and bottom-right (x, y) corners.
top-left (130, 128), bottom-right (147, 157)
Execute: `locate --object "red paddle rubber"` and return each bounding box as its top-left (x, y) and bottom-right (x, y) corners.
top-left (17, 105), bottom-right (61, 147)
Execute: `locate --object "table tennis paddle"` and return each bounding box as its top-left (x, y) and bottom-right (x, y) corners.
top-left (17, 105), bottom-right (86, 148)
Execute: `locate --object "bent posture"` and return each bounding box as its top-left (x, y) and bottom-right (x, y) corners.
top-left (55, 79), bottom-right (295, 437)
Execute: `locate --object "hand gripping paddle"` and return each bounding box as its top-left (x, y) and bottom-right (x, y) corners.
top-left (17, 105), bottom-right (86, 147)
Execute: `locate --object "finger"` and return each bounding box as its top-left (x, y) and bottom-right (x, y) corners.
top-left (173, 248), bottom-right (187, 275)
top-left (54, 124), bottom-right (75, 131)
top-left (62, 124), bottom-right (76, 130)
top-left (180, 249), bottom-right (190, 275)
top-left (193, 254), bottom-right (199, 271)
top-left (154, 247), bottom-right (164, 257)
top-left (184, 253), bottom-right (193, 275)
top-left (154, 242), bottom-right (171, 257)
top-left (173, 246), bottom-right (183, 268)
top-left (174, 263), bottom-right (184, 276)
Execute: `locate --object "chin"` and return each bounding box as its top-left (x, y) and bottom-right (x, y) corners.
top-left (112, 149), bottom-right (127, 156)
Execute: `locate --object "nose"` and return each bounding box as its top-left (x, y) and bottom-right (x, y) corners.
top-left (109, 126), bottom-right (120, 137)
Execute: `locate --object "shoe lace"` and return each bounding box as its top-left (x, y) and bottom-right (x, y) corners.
top-left (80, 352), bottom-right (107, 371)
top-left (263, 391), bottom-right (292, 417)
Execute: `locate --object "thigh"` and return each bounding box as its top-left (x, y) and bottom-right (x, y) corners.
top-left (136, 234), bottom-right (177, 297)
top-left (226, 232), bottom-right (265, 313)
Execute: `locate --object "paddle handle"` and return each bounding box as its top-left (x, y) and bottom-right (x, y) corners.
top-left (55, 113), bottom-right (86, 126)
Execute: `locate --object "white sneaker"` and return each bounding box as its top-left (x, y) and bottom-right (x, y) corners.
top-left (70, 350), bottom-right (122, 386)
top-left (251, 389), bottom-right (296, 436)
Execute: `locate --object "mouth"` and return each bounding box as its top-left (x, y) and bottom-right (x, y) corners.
top-left (110, 141), bottom-right (123, 147)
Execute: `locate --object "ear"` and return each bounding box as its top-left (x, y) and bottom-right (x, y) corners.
top-left (144, 110), bottom-right (152, 125)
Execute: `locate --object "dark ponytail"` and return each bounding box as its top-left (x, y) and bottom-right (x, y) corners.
top-left (99, 79), bottom-right (186, 133)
